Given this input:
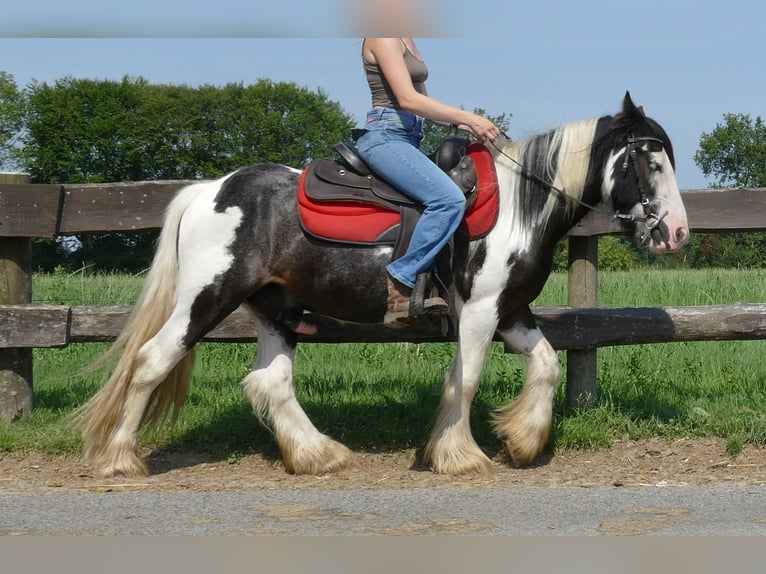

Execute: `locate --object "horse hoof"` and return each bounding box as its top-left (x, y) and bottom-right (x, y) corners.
top-left (282, 438), bottom-right (355, 475)
top-left (430, 455), bottom-right (494, 475)
top-left (96, 456), bottom-right (150, 478)
top-left (425, 443), bottom-right (494, 475)
top-left (504, 440), bottom-right (545, 468)
top-left (86, 442), bottom-right (151, 478)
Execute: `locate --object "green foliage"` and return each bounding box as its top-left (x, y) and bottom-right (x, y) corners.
top-left (420, 108), bottom-right (511, 153)
top-left (594, 237), bottom-right (641, 271)
top-left (552, 237), bottom-right (649, 273)
top-left (695, 113), bottom-right (766, 188)
top-left (0, 71), bottom-right (25, 171)
top-left (19, 76), bottom-right (355, 183)
top-left (685, 231), bottom-right (766, 268)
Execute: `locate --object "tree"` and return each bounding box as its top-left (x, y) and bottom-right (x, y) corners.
top-left (691, 113), bottom-right (766, 268)
top-left (695, 113), bottom-right (766, 188)
top-left (19, 76), bottom-right (355, 271)
top-left (0, 71), bottom-right (25, 171)
top-left (20, 76), bottom-right (355, 184)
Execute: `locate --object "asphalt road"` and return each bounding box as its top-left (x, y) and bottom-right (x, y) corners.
top-left (2, 485), bottom-right (765, 535)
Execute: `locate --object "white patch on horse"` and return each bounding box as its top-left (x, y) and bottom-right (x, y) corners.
top-left (502, 322), bottom-right (545, 355)
top-left (600, 148), bottom-right (622, 201)
top-left (175, 180), bottom-right (244, 319)
top-left (649, 150), bottom-right (688, 225)
top-left (492, 149), bottom-right (535, 256)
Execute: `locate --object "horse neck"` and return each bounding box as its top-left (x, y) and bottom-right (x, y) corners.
top-left (493, 118), bottom-right (601, 243)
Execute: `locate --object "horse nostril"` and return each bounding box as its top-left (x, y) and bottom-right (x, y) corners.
top-left (675, 227), bottom-right (689, 244)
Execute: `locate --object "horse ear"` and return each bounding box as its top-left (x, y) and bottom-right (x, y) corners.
top-left (623, 91), bottom-right (636, 112)
top-left (622, 91), bottom-right (646, 118)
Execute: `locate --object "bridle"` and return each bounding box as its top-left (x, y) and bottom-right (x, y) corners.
top-left (621, 135), bottom-right (669, 244)
top-left (489, 133), bottom-right (669, 243)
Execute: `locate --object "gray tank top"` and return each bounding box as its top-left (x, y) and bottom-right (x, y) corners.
top-left (363, 40), bottom-right (428, 109)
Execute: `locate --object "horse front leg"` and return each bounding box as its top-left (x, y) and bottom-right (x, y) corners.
top-left (241, 318), bottom-right (354, 475)
top-left (493, 310), bottom-right (560, 466)
top-left (424, 297), bottom-right (498, 474)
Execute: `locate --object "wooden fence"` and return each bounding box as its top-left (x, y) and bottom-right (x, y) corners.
top-left (1, 172), bottom-right (766, 421)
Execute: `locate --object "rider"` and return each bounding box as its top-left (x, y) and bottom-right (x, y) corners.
top-left (355, 38), bottom-right (500, 326)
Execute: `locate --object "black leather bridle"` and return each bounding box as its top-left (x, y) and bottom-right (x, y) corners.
top-left (489, 133), bottom-right (670, 244)
top-left (621, 135), bottom-right (669, 244)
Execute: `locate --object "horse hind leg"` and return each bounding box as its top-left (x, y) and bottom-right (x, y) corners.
top-left (79, 316), bottom-right (192, 478)
top-left (493, 315), bottom-right (560, 467)
top-left (241, 315), bottom-right (354, 475)
top-left (79, 275), bottom-right (247, 477)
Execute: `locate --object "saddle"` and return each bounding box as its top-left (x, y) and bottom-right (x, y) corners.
top-left (296, 129), bottom-right (500, 325)
top-left (298, 129), bottom-right (497, 246)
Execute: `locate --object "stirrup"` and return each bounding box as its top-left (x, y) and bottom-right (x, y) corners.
top-left (384, 274), bottom-right (448, 328)
top-left (384, 297), bottom-right (449, 329)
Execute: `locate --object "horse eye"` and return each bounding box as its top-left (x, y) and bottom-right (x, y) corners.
top-left (649, 161), bottom-right (663, 173)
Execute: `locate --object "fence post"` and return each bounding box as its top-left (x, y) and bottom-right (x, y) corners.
top-left (566, 236), bottom-right (598, 409)
top-left (0, 172), bottom-right (33, 421)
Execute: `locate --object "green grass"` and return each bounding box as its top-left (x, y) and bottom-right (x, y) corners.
top-left (1, 267), bottom-right (764, 463)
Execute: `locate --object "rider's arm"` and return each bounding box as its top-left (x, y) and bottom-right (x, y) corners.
top-left (364, 38), bottom-right (499, 142)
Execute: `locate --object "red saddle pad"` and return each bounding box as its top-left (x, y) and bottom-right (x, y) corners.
top-left (297, 143), bottom-right (499, 243)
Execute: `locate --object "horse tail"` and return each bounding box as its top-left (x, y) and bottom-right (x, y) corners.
top-left (72, 183), bottom-right (204, 459)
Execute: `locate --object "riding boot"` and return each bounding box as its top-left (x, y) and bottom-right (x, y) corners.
top-left (384, 275), bottom-right (448, 328)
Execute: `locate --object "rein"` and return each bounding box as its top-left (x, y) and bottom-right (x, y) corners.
top-left (488, 134), bottom-right (666, 232)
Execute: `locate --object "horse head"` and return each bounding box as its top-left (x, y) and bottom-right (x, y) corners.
top-left (600, 92), bottom-right (690, 254)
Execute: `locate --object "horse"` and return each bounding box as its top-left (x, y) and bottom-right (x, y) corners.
top-left (73, 92), bottom-right (690, 478)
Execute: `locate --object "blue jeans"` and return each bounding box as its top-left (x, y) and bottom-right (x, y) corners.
top-left (355, 108), bottom-right (466, 289)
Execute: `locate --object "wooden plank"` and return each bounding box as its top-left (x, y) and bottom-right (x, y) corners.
top-left (680, 188), bottom-right (766, 232)
top-left (20, 303), bottom-right (759, 348)
top-left (535, 304), bottom-right (766, 348)
top-left (68, 305), bottom-right (131, 342)
top-left (567, 211), bottom-right (627, 237)
top-left (66, 305), bottom-right (450, 344)
top-left (0, 183), bottom-right (63, 237)
top-left (1, 180), bottom-right (764, 238)
top-left (58, 181), bottom-right (193, 234)
top-left (0, 305), bottom-right (71, 348)
top-left (569, 187), bottom-right (766, 236)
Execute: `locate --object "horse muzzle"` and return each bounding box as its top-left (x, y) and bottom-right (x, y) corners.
top-left (641, 210), bottom-right (690, 253)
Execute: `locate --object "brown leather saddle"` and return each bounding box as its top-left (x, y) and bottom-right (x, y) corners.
top-left (302, 127), bottom-right (478, 256)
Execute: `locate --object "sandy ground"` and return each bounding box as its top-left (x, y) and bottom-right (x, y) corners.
top-left (1, 437), bottom-right (764, 493)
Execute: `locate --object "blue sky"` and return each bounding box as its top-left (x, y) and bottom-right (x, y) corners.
top-left (1, 0), bottom-right (764, 189)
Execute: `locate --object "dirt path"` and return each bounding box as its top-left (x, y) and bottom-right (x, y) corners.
top-left (1, 437), bottom-right (764, 494)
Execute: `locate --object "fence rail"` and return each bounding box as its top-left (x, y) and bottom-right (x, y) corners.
top-left (2, 303), bottom-right (765, 349)
top-left (2, 181), bottom-right (766, 236)
top-left (2, 174), bottom-right (766, 420)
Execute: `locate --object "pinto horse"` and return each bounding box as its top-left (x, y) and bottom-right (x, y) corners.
top-left (74, 93), bottom-right (689, 477)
